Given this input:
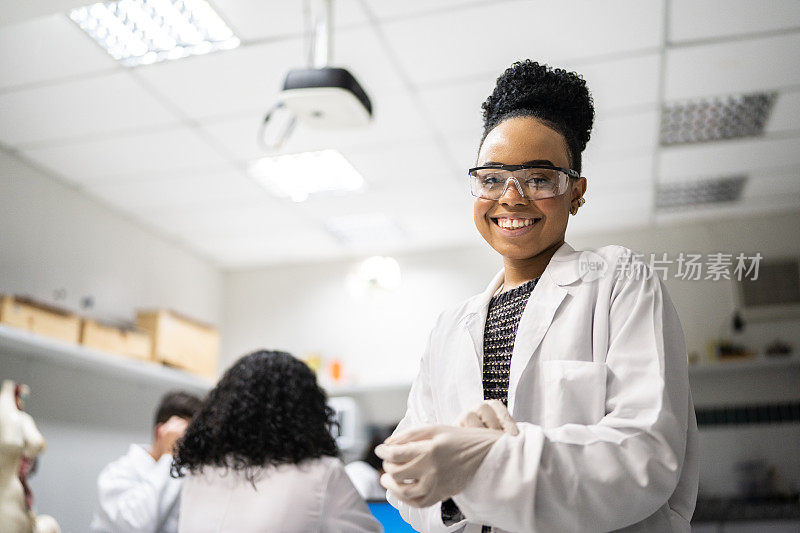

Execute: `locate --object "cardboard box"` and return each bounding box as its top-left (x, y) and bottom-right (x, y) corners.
top-left (80, 319), bottom-right (152, 361)
top-left (136, 310), bottom-right (218, 378)
top-left (0, 295), bottom-right (81, 344)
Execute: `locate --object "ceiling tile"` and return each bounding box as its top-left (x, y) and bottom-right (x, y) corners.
top-left (418, 79), bottom-right (495, 137)
top-left (567, 189), bottom-right (652, 235)
top-left (134, 197), bottom-right (297, 240)
top-left (288, 188), bottom-right (399, 223)
top-left (136, 38), bottom-right (304, 121)
top-left (190, 227), bottom-right (344, 268)
top-left (199, 113), bottom-right (272, 162)
top-left (0, 1), bottom-right (84, 27)
top-left (654, 193), bottom-right (800, 225)
top-left (380, 0), bottom-right (664, 86)
top-left (0, 72), bottom-right (180, 147)
top-left (0, 14), bottom-right (117, 90)
top-left (766, 90), bottom-right (800, 134)
top-left (659, 135), bottom-right (800, 181)
top-left (583, 110), bottom-right (660, 160)
top-left (394, 201), bottom-right (482, 251)
top-left (669, 0), bottom-right (800, 43)
top-left (420, 53), bottom-right (661, 140)
top-left (664, 33), bottom-right (800, 100)
top-left (141, 199), bottom-right (345, 267)
top-left (565, 53), bottom-right (661, 113)
top-left (444, 133), bottom-right (481, 171)
top-left (289, 182), bottom-right (478, 256)
top-left (741, 167), bottom-right (800, 199)
top-left (288, 176), bottom-right (468, 224)
top-left (343, 140), bottom-right (459, 189)
top-left (20, 127), bottom-right (228, 184)
top-left (366, 0), bottom-right (496, 21)
top-left (584, 153), bottom-right (654, 198)
top-left (210, 0), bottom-right (367, 42)
top-left (84, 167), bottom-right (269, 212)
top-left (328, 25), bottom-right (406, 93)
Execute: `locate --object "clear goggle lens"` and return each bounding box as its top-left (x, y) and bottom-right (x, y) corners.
top-left (469, 168), bottom-right (570, 200)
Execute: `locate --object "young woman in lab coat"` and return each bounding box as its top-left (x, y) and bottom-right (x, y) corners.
top-left (376, 61), bottom-right (699, 533)
top-left (172, 350), bottom-right (381, 533)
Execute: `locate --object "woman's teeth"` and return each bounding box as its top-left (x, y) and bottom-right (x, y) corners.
top-left (496, 218), bottom-right (537, 229)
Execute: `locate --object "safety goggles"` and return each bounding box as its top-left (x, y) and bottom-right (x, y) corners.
top-left (468, 164), bottom-right (580, 201)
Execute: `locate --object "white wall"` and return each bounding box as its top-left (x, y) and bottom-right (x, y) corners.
top-left (0, 147), bottom-right (222, 326)
top-left (0, 148), bottom-right (221, 532)
top-left (221, 245), bottom-right (503, 384)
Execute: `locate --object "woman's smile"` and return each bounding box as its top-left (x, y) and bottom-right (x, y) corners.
top-left (490, 216), bottom-right (542, 235)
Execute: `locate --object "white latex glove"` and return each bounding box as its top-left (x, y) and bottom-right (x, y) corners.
top-left (375, 425), bottom-right (502, 508)
top-left (456, 399), bottom-right (519, 436)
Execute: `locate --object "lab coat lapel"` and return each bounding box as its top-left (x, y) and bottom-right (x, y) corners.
top-left (507, 243), bottom-right (579, 415)
top-left (458, 270), bottom-right (504, 409)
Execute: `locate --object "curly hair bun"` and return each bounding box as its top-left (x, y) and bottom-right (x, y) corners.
top-left (482, 60), bottom-right (595, 168)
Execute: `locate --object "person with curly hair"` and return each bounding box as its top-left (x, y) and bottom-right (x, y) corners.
top-left (376, 60), bottom-right (699, 533)
top-left (172, 350), bottom-right (381, 532)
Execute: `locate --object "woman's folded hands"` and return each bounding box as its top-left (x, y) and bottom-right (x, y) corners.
top-left (375, 400), bottom-right (519, 508)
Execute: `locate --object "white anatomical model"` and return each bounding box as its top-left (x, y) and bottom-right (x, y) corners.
top-left (0, 380), bottom-right (60, 533)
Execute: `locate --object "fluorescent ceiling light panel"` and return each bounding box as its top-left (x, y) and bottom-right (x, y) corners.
top-left (69, 0), bottom-right (240, 67)
top-left (248, 149), bottom-right (365, 202)
top-left (660, 92), bottom-right (777, 146)
top-left (656, 175), bottom-right (747, 210)
top-left (326, 213), bottom-right (405, 247)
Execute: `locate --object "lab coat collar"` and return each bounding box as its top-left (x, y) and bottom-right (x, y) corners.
top-left (544, 242), bottom-right (583, 288)
top-left (460, 242), bottom-right (578, 320)
top-left (458, 242), bottom-right (578, 414)
top-left (127, 444), bottom-right (158, 468)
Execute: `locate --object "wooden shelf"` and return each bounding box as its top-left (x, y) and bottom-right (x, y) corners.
top-left (0, 324), bottom-right (213, 392)
top-left (689, 355), bottom-right (800, 377)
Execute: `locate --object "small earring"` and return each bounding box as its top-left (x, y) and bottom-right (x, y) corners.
top-left (570, 197), bottom-right (586, 216)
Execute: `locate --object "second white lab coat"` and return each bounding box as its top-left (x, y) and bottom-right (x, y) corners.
top-left (178, 456), bottom-right (382, 533)
top-left (389, 243), bottom-right (699, 533)
top-left (345, 460), bottom-right (386, 501)
top-left (90, 444), bottom-right (182, 533)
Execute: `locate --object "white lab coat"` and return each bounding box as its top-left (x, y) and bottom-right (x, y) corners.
top-left (346, 460), bottom-right (386, 501)
top-left (90, 444), bottom-right (182, 533)
top-left (389, 244), bottom-right (699, 533)
top-left (178, 456), bottom-right (382, 532)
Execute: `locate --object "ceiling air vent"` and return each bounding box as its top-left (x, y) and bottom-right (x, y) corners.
top-left (660, 92), bottom-right (777, 146)
top-left (656, 175), bottom-right (747, 210)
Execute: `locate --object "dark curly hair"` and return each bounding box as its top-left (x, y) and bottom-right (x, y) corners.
top-left (481, 60), bottom-right (595, 174)
top-left (171, 350), bottom-right (338, 481)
